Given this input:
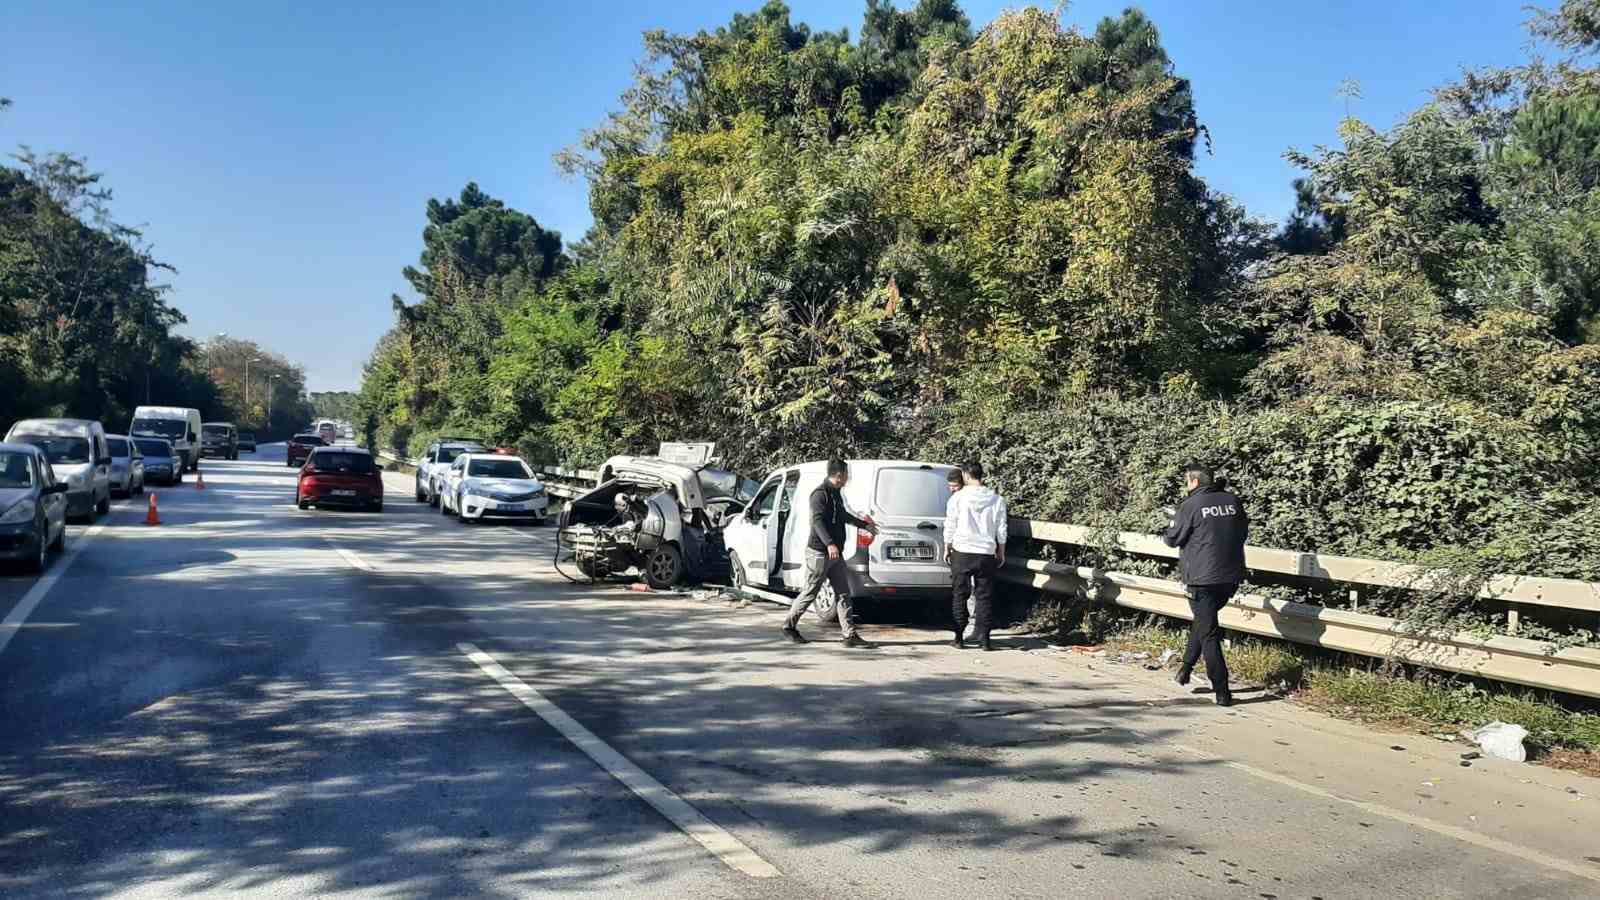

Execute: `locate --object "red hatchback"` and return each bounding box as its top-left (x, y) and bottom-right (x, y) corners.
top-left (297, 447), bottom-right (384, 512)
top-left (286, 433), bottom-right (325, 467)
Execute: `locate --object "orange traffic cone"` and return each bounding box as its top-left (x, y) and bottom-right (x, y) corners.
top-left (195, 472), bottom-right (205, 491)
top-left (145, 493), bottom-right (161, 526)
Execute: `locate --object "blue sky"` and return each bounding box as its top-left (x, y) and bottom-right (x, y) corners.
top-left (3, 1), bottom-right (1541, 391)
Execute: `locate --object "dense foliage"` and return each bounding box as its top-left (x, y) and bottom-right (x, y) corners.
top-left (356, 1), bottom-right (1600, 590)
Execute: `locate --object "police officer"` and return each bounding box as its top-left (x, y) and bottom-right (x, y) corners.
top-left (1163, 462), bottom-right (1249, 706)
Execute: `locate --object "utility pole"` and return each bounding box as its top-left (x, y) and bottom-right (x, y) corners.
top-left (267, 374), bottom-right (279, 433)
top-left (245, 356), bottom-right (260, 418)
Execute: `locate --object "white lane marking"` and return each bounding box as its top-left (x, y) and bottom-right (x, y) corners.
top-left (0, 519), bottom-right (109, 658)
top-left (459, 642), bottom-right (782, 879)
top-left (328, 542), bottom-right (373, 571)
top-left (1174, 745), bottom-right (1600, 885)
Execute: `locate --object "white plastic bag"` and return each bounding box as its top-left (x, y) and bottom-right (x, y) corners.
top-left (1468, 721), bottom-right (1529, 762)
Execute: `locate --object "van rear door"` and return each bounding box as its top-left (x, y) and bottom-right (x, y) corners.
top-left (864, 464), bottom-right (956, 588)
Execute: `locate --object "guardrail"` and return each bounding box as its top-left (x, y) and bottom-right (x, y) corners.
top-left (1004, 522), bottom-right (1600, 699)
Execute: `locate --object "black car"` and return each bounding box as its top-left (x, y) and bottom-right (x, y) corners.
top-left (201, 422), bottom-right (239, 460)
top-left (238, 431), bottom-right (257, 453)
top-left (286, 433), bottom-right (325, 467)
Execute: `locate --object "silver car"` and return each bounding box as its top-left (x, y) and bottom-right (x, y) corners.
top-left (0, 443), bottom-right (69, 573)
top-left (134, 437), bottom-right (183, 486)
top-left (107, 435), bottom-right (146, 497)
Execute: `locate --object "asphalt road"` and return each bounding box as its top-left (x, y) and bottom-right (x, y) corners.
top-left (1, 445), bottom-right (1596, 898)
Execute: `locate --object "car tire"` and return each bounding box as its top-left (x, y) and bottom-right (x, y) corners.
top-left (96, 492), bottom-right (110, 516)
top-left (429, 487), bottom-right (440, 508)
top-left (415, 484), bottom-right (426, 503)
top-left (813, 581), bottom-right (839, 624)
top-left (372, 499), bottom-right (384, 513)
top-left (644, 544), bottom-right (685, 590)
top-left (49, 520), bottom-right (65, 552)
top-left (297, 500), bottom-right (311, 510)
top-left (27, 521), bottom-right (49, 574)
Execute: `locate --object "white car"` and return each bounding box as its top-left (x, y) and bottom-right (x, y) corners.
top-left (722, 459), bottom-right (958, 617)
top-left (440, 453), bottom-right (550, 524)
top-left (413, 438), bottom-right (485, 506)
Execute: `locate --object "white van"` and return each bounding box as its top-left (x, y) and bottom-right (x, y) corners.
top-left (723, 459), bottom-right (958, 611)
top-left (3, 418), bottom-right (112, 520)
top-left (129, 406), bottom-right (203, 472)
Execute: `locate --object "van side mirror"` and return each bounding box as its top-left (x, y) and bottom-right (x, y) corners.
top-left (43, 483), bottom-right (69, 495)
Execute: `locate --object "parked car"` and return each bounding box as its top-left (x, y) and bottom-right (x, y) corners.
top-left (238, 431), bottom-right (257, 453)
top-left (722, 460), bottom-right (958, 618)
top-left (201, 422), bottom-right (239, 460)
top-left (106, 435), bottom-right (146, 497)
top-left (130, 406), bottom-right (202, 472)
top-left (413, 437), bottom-right (485, 506)
top-left (134, 438), bottom-right (182, 485)
top-left (558, 455), bottom-right (757, 588)
top-left (439, 453), bottom-right (549, 524)
top-left (0, 443), bottom-right (70, 573)
top-left (286, 433), bottom-right (326, 467)
top-left (3, 419), bottom-right (112, 521)
top-left (296, 447), bottom-right (383, 511)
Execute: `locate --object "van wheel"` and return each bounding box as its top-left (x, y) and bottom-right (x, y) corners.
top-left (813, 582), bottom-right (839, 624)
top-left (644, 544), bottom-right (685, 590)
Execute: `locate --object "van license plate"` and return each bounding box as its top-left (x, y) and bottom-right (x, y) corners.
top-left (888, 546), bottom-right (935, 560)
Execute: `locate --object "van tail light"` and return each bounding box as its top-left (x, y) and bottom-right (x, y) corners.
top-left (857, 529), bottom-right (875, 549)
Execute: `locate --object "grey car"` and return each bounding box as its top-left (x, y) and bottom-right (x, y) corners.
top-left (134, 437), bottom-right (183, 486)
top-left (107, 434), bottom-right (146, 497)
top-left (0, 443), bottom-right (69, 573)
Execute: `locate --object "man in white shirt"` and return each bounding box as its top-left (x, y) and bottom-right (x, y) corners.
top-left (943, 462), bottom-right (1009, 651)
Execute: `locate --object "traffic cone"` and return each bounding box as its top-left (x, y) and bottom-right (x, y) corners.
top-left (195, 472), bottom-right (205, 491)
top-left (145, 493), bottom-right (160, 526)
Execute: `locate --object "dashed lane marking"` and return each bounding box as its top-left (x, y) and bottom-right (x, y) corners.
top-left (323, 539), bottom-right (781, 879)
top-left (1174, 745), bottom-right (1600, 885)
top-left (459, 641), bottom-right (782, 879)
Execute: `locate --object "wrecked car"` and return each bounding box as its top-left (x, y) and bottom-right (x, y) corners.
top-left (557, 455), bottom-right (759, 589)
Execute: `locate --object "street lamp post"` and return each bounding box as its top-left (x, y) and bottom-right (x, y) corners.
top-left (245, 356), bottom-right (260, 416)
top-left (267, 374), bottom-right (280, 432)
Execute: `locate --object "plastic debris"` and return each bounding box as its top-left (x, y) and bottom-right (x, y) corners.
top-left (1159, 649), bottom-right (1178, 667)
top-left (1467, 721), bottom-right (1529, 762)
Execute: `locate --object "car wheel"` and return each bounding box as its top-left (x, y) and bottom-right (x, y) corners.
top-left (728, 551), bottom-right (747, 591)
top-left (298, 500), bottom-right (311, 510)
top-left (415, 483), bottom-right (426, 503)
top-left (644, 544), bottom-right (685, 590)
top-left (134, 477), bottom-right (144, 495)
top-left (373, 499), bottom-right (384, 513)
top-left (49, 520), bottom-right (65, 552)
top-left (28, 521), bottom-right (49, 574)
top-left (96, 492), bottom-right (110, 516)
top-left (813, 581), bottom-right (839, 624)
top-left (429, 487), bottom-right (441, 508)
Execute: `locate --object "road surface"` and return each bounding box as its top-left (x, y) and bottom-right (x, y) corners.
top-left (1, 445), bottom-right (1596, 898)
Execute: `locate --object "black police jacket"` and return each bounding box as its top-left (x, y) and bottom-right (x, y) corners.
top-left (1163, 485), bottom-right (1249, 586)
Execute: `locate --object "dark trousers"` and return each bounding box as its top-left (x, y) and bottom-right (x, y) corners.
top-left (951, 551), bottom-right (997, 640)
top-left (1182, 584), bottom-right (1237, 693)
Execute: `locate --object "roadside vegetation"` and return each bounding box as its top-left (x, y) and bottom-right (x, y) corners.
top-left (352, 2), bottom-right (1600, 641)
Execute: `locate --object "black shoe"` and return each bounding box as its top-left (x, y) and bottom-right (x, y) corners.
top-left (979, 637), bottom-right (994, 651)
top-left (1215, 691), bottom-right (1234, 707)
top-left (1174, 669), bottom-right (1192, 687)
top-left (843, 634), bottom-right (876, 649)
top-left (782, 626), bottom-right (808, 644)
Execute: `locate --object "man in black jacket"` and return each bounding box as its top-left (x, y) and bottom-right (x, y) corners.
top-left (1163, 462), bottom-right (1249, 706)
top-left (782, 459), bottom-right (878, 647)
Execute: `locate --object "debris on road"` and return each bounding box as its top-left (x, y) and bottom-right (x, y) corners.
top-left (1468, 721), bottom-right (1530, 762)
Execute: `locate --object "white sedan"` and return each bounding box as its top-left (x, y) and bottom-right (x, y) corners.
top-left (440, 453), bottom-right (550, 524)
